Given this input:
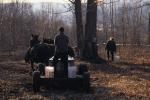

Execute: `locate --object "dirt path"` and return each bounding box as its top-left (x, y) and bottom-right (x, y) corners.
top-left (0, 56), bottom-right (150, 100)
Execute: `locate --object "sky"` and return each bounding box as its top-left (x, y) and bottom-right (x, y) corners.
top-left (2, 0), bottom-right (70, 3)
top-left (2, 0), bottom-right (149, 4)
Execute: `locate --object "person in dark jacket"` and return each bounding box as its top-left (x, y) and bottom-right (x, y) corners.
top-left (105, 37), bottom-right (116, 61)
top-left (30, 34), bottom-right (40, 48)
top-left (53, 27), bottom-right (69, 78)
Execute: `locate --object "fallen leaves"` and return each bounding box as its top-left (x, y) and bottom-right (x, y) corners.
top-left (0, 56), bottom-right (150, 99)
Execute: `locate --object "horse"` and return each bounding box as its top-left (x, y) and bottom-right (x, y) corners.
top-left (25, 42), bottom-right (75, 71)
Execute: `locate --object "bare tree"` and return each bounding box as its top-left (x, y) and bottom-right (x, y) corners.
top-left (74, 0), bottom-right (84, 57)
top-left (83, 0), bottom-right (98, 59)
top-left (148, 13), bottom-right (150, 44)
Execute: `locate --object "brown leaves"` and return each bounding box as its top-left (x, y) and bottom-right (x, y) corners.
top-left (0, 56), bottom-right (150, 99)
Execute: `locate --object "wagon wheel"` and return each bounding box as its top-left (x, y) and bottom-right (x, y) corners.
top-left (77, 64), bottom-right (88, 75)
top-left (33, 71), bottom-right (40, 92)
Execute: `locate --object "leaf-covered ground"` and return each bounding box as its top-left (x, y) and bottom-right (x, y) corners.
top-left (0, 56), bottom-right (149, 100)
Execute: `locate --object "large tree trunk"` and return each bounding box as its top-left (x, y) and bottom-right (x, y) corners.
top-left (148, 13), bottom-right (150, 44)
top-left (74, 0), bottom-right (84, 57)
top-left (83, 0), bottom-right (98, 59)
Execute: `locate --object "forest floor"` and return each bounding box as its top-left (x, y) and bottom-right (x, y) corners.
top-left (0, 55), bottom-right (150, 100)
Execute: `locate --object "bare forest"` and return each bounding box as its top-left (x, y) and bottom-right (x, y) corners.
top-left (0, 0), bottom-right (150, 99)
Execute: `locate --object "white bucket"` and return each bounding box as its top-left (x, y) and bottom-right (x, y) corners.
top-left (45, 66), bottom-right (77, 78)
top-left (45, 66), bottom-right (54, 78)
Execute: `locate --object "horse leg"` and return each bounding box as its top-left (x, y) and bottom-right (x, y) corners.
top-left (31, 61), bottom-right (35, 71)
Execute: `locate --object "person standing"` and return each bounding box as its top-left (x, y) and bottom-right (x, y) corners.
top-left (105, 37), bottom-right (116, 61)
top-left (53, 27), bottom-right (69, 78)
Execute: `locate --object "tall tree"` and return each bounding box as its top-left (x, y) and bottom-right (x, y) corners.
top-left (83, 0), bottom-right (98, 59)
top-left (74, 0), bottom-right (84, 57)
top-left (148, 13), bottom-right (150, 44)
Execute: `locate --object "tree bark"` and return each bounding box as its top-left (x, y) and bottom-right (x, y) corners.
top-left (83, 0), bottom-right (98, 59)
top-left (148, 13), bottom-right (150, 44)
top-left (74, 0), bottom-right (84, 57)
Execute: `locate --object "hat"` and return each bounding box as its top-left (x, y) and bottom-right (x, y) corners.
top-left (59, 27), bottom-right (64, 32)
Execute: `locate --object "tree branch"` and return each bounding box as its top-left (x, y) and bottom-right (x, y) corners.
top-left (68, 0), bottom-right (75, 4)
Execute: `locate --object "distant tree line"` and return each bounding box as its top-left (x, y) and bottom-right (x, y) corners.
top-left (0, 0), bottom-right (71, 52)
top-left (96, 0), bottom-right (149, 45)
top-left (0, 0), bottom-right (149, 58)
top-left (67, 0), bottom-right (149, 60)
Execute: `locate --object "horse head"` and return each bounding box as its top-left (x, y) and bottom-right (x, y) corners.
top-left (32, 34), bottom-right (39, 40)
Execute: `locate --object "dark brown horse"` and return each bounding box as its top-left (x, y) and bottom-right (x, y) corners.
top-left (25, 41), bottom-right (75, 71)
